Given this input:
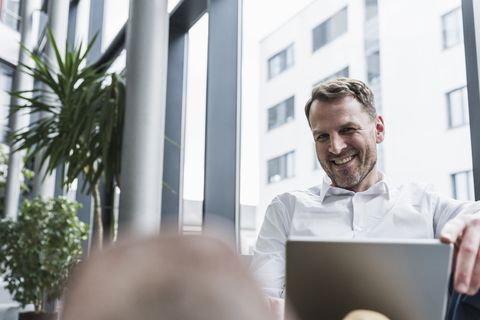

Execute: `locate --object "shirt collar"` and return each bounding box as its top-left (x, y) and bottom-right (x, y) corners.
top-left (318, 170), bottom-right (390, 203)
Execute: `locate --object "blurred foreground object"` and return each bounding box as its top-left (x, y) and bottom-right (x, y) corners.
top-left (342, 309), bottom-right (390, 320)
top-left (62, 235), bottom-right (274, 320)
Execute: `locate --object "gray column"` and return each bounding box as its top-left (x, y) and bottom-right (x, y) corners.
top-left (203, 0), bottom-right (242, 247)
top-left (4, 0), bottom-right (42, 219)
top-left (32, 0), bottom-right (69, 198)
top-left (118, 0), bottom-right (169, 235)
top-left (160, 27), bottom-right (187, 233)
top-left (462, 0), bottom-right (480, 200)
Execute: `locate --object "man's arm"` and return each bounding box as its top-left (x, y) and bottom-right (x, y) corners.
top-left (441, 213), bottom-right (480, 295)
top-left (250, 196), bottom-right (292, 298)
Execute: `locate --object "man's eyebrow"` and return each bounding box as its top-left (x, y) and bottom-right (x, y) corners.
top-left (340, 122), bottom-right (359, 128)
top-left (312, 130), bottom-right (326, 136)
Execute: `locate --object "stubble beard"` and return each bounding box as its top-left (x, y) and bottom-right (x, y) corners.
top-left (319, 146), bottom-right (377, 190)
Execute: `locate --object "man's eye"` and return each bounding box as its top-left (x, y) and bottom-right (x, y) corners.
top-left (341, 128), bottom-right (354, 133)
top-left (316, 134), bottom-right (328, 141)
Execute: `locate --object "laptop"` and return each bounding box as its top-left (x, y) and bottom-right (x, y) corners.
top-left (285, 237), bottom-right (453, 320)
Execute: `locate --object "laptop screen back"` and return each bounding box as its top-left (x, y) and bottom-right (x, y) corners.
top-left (285, 238), bottom-right (453, 320)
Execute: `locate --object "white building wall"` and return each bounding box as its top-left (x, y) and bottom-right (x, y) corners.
top-left (258, 0), bottom-right (470, 234)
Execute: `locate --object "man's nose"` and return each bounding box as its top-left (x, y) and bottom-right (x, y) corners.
top-left (329, 134), bottom-right (347, 154)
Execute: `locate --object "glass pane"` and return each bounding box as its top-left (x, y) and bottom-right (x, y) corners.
top-left (443, 8), bottom-right (462, 48)
top-left (268, 157), bottom-right (280, 183)
top-left (286, 96), bottom-right (295, 122)
top-left (449, 88), bottom-right (464, 127)
top-left (182, 14), bottom-right (209, 234)
top-left (269, 54), bottom-right (282, 79)
top-left (286, 45), bottom-right (295, 68)
top-left (313, 21), bottom-right (328, 51)
top-left (367, 51), bottom-right (380, 82)
top-left (102, 0), bottom-right (129, 52)
top-left (331, 7), bottom-right (348, 39)
top-left (462, 86), bottom-right (469, 124)
top-left (454, 172), bottom-right (470, 201)
top-left (268, 106), bottom-right (277, 130)
top-left (2, 0), bottom-right (20, 30)
top-left (0, 64), bottom-right (13, 143)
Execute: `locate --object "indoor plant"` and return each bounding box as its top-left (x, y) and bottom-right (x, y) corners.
top-left (0, 196), bottom-right (88, 319)
top-left (8, 26), bottom-right (124, 250)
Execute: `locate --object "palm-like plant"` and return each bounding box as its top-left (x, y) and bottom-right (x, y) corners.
top-left (9, 26), bottom-right (124, 250)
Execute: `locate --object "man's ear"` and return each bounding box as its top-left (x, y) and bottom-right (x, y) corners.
top-left (375, 115), bottom-right (385, 144)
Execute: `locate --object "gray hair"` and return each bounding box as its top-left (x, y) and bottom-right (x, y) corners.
top-left (305, 78), bottom-right (377, 125)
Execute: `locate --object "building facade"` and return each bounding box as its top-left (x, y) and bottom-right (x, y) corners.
top-left (258, 0), bottom-right (472, 233)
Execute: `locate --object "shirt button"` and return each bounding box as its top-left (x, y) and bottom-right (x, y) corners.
top-left (354, 225), bottom-right (362, 231)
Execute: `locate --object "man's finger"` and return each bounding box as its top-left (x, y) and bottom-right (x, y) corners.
top-left (454, 221), bottom-right (480, 293)
top-left (440, 218), bottom-right (466, 244)
top-left (467, 249), bottom-right (480, 295)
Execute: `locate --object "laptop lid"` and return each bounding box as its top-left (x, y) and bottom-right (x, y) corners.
top-left (285, 237), bottom-right (453, 320)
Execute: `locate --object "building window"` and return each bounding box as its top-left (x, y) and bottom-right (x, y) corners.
top-left (1, 0), bottom-right (21, 31)
top-left (442, 7), bottom-right (463, 49)
top-left (314, 66), bottom-right (349, 87)
top-left (268, 96), bottom-right (294, 130)
top-left (268, 151), bottom-right (295, 183)
top-left (447, 86), bottom-right (469, 128)
top-left (452, 171), bottom-right (474, 201)
top-left (0, 62), bottom-right (14, 142)
top-left (312, 7), bottom-right (348, 52)
top-left (367, 51), bottom-right (380, 83)
top-left (268, 44), bottom-right (294, 79)
top-left (365, 0), bottom-right (378, 21)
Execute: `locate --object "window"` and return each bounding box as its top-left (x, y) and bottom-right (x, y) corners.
top-left (268, 44), bottom-right (294, 79)
top-left (0, 62), bottom-right (14, 142)
top-left (313, 66), bottom-right (349, 87)
top-left (1, 0), bottom-right (21, 31)
top-left (268, 151), bottom-right (295, 183)
top-left (367, 51), bottom-right (380, 83)
top-left (452, 171), bottom-right (474, 201)
top-left (447, 86), bottom-right (469, 128)
top-left (312, 7), bottom-right (348, 52)
top-left (365, 0), bottom-right (378, 21)
top-left (442, 7), bottom-right (463, 49)
top-left (268, 96), bottom-right (294, 130)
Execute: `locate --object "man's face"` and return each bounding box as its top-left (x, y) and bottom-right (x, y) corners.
top-left (309, 96), bottom-right (385, 192)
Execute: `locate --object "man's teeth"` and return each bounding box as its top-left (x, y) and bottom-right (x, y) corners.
top-left (334, 156), bottom-right (353, 165)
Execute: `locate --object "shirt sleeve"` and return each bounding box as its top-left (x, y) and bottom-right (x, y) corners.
top-left (432, 189), bottom-right (480, 238)
top-left (250, 196), bottom-right (291, 298)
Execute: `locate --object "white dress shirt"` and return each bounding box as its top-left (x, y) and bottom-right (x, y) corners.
top-left (250, 172), bottom-right (480, 298)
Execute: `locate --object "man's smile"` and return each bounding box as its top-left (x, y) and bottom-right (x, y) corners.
top-left (331, 155), bottom-right (355, 166)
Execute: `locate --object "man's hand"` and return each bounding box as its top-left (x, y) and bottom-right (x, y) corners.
top-left (440, 213), bottom-right (480, 295)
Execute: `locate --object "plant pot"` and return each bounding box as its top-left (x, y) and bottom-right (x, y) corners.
top-left (18, 312), bottom-right (58, 320)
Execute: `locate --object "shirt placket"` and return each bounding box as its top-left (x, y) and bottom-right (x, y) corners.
top-left (352, 194), bottom-right (364, 237)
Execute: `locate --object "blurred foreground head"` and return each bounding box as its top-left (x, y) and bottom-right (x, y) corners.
top-left (62, 235), bottom-right (273, 320)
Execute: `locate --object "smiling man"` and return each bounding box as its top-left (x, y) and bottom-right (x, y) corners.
top-left (251, 78), bottom-right (480, 318)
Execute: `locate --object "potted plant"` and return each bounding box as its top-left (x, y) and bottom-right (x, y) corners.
top-left (8, 26), bottom-right (124, 250)
top-left (0, 196), bottom-right (88, 319)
